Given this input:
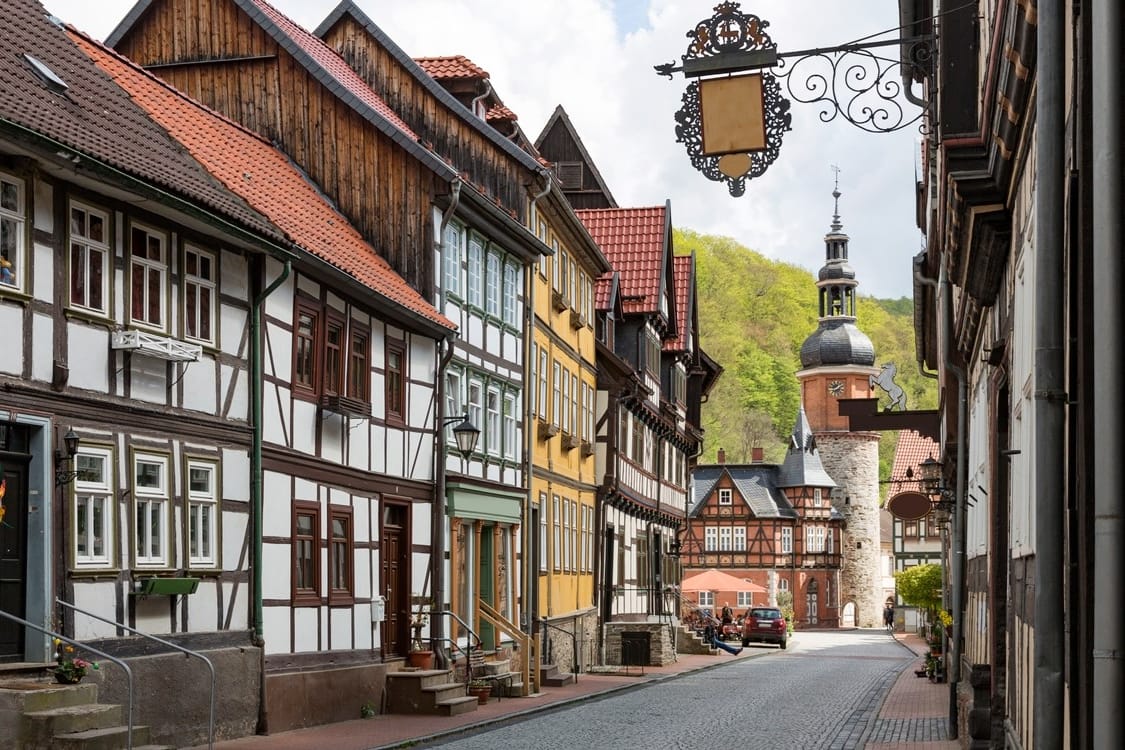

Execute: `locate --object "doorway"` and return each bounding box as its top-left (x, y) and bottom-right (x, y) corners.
top-left (1, 424), bottom-right (31, 662)
top-left (380, 503), bottom-right (409, 657)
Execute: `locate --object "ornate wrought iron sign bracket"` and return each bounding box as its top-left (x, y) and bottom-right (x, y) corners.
top-left (655, 2), bottom-right (933, 195)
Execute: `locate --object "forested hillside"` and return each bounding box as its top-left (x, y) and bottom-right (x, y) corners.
top-left (676, 229), bottom-right (938, 484)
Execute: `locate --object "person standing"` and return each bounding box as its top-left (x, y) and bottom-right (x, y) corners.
top-left (884, 604), bottom-right (895, 632)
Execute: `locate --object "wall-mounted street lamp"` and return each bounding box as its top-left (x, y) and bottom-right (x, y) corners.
top-left (655, 1), bottom-right (933, 195)
top-left (443, 414), bottom-right (480, 461)
top-left (917, 453), bottom-right (955, 526)
top-left (54, 428), bottom-right (81, 486)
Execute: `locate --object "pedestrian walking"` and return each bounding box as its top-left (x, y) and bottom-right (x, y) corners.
top-left (883, 604), bottom-right (895, 632)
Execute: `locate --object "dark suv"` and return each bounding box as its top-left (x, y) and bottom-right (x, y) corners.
top-left (741, 607), bottom-right (788, 649)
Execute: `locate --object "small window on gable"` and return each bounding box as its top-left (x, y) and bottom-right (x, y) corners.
top-left (814, 488), bottom-right (823, 506)
top-left (718, 488), bottom-right (733, 506)
top-left (555, 162), bottom-right (583, 189)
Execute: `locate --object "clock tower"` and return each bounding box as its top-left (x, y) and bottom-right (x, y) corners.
top-left (795, 185), bottom-right (882, 628)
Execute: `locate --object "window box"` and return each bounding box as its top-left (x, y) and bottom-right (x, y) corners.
top-left (320, 394), bottom-right (370, 419)
top-left (538, 419), bottom-right (559, 440)
top-left (552, 290), bottom-right (569, 313)
top-left (135, 577), bottom-right (199, 596)
top-left (111, 330), bottom-right (201, 362)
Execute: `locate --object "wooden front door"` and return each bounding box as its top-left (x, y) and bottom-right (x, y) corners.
top-left (0, 451), bottom-right (29, 662)
top-left (381, 503), bottom-right (409, 657)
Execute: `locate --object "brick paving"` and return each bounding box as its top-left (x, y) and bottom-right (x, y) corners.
top-left (185, 631), bottom-right (962, 750)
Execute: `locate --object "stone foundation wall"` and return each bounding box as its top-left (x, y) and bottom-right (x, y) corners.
top-left (603, 621), bottom-right (676, 666)
top-left (541, 610), bottom-right (598, 672)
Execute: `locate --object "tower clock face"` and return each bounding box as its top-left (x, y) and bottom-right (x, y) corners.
top-left (828, 379), bottom-right (844, 397)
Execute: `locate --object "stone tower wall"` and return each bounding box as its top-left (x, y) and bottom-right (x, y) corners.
top-left (817, 431), bottom-right (883, 628)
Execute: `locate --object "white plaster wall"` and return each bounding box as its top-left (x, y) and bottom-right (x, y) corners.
top-left (31, 312), bottom-right (52, 382)
top-left (182, 355), bottom-right (217, 413)
top-left (32, 241), bottom-right (52, 303)
top-left (0, 305), bottom-right (23, 375)
top-left (67, 324), bottom-right (110, 391)
top-left (71, 581), bottom-right (123, 640)
top-left (129, 354), bottom-right (168, 405)
top-left (261, 543), bottom-right (291, 600)
top-left (219, 305), bottom-right (248, 358)
top-left (263, 606), bottom-right (292, 655)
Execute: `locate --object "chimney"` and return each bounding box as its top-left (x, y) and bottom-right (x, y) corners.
top-left (717, 448), bottom-right (726, 464)
top-left (751, 446), bottom-right (764, 463)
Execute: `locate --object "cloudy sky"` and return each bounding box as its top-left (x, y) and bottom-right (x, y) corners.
top-left (43, 0), bottom-right (926, 299)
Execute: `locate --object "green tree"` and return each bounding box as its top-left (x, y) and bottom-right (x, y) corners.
top-left (894, 563), bottom-right (943, 615)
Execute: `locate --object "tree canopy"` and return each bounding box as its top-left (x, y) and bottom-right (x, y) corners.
top-left (894, 563), bottom-right (944, 613)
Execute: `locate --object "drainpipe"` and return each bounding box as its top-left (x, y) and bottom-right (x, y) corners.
top-left (432, 179), bottom-right (462, 666)
top-left (251, 256), bottom-right (290, 734)
top-left (1034, 2), bottom-right (1066, 748)
top-left (524, 170), bottom-right (550, 684)
top-left (470, 81), bottom-right (493, 117)
top-left (913, 258), bottom-right (940, 382)
top-left (1092, 0), bottom-right (1123, 745)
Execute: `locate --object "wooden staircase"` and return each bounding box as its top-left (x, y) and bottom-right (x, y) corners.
top-left (0, 665), bottom-right (171, 750)
top-left (384, 668), bottom-right (479, 717)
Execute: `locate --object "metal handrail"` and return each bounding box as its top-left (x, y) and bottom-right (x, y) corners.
top-left (427, 635), bottom-right (472, 689)
top-left (429, 609), bottom-right (481, 688)
top-left (57, 598), bottom-right (215, 750)
top-left (0, 608), bottom-right (135, 750)
top-left (538, 617), bottom-right (579, 679)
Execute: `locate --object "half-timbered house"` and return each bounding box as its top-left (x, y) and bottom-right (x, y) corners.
top-left (687, 409), bottom-right (845, 627)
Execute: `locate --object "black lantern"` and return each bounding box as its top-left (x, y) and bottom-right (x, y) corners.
top-left (917, 454), bottom-right (943, 496)
top-left (54, 427), bottom-right (81, 485)
top-left (445, 415), bottom-right (480, 461)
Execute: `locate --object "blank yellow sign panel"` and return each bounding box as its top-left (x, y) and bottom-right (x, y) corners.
top-left (699, 73), bottom-right (767, 156)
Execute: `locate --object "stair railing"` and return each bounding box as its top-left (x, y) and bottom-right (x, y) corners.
top-left (0, 607), bottom-right (135, 750)
top-left (429, 609), bottom-right (481, 688)
top-left (478, 601), bottom-right (530, 695)
top-left (538, 617), bottom-right (580, 680)
top-left (57, 598), bottom-right (215, 750)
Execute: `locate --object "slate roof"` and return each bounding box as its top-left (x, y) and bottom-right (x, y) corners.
top-left (665, 254), bottom-right (693, 352)
top-left (777, 406), bottom-right (839, 489)
top-left (70, 30), bottom-right (454, 333)
top-left (0, 0), bottom-right (279, 244)
top-left (414, 55), bottom-right (489, 81)
top-left (800, 318), bottom-right (876, 368)
top-left (691, 464), bottom-right (798, 519)
top-left (577, 205), bottom-right (667, 315)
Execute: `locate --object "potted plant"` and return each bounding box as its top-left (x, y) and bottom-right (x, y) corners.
top-left (466, 680), bottom-right (492, 704)
top-left (406, 612), bottom-right (434, 669)
top-left (52, 638), bottom-right (98, 684)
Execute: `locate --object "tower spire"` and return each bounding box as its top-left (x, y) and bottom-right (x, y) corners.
top-left (830, 164), bottom-right (842, 232)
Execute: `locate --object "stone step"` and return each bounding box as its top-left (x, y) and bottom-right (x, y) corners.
top-left (23, 703), bottom-right (123, 744)
top-left (51, 724), bottom-right (152, 750)
top-left (434, 696), bottom-right (480, 717)
top-left (0, 682), bottom-right (99, 714)
top-left (541, 671), bottom-right (575, 687)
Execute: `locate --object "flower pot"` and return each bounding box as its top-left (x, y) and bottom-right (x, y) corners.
top-left (407, 650), bottom-right (434, 669)
top-left (53, 671), bottom-right (82, 684)
top-left (467, 685), bottom-right (491, 704)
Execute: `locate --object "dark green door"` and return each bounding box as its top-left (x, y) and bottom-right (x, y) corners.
top-left (479, 525), bottom-right (495, 649)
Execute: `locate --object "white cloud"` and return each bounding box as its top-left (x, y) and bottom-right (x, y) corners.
top-left (45, 0), bottom-right (924, 298)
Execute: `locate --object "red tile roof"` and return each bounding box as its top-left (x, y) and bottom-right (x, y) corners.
top-left (246, 0), bottom-right (419, 140)
top-left (890, 430), bottom-right (938, 494)
top-left (577, 207), bottom-right (667, 315)
top-left (594, 274), bottom-right (615, 311)
top-left (70, 31), bottom-right (454, 333)
top-left (664, 255), bottom-right (692, 351)
top-left (486, 104), bottom-right (517, 123)
top-left (414, 55), bottom-right (489, 81)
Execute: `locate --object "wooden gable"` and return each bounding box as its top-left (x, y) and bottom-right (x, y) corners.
top-left (534, 105), bottom-right (617, 210)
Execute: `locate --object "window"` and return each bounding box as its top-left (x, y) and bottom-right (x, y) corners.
top-left (569, 500), bottom-right (577, 573)
top-left (570, 374), bottom-right (579, 437)
top-left (704, 526), bottom-right (718, 551)
top-left (467, 235), bottom-right (483, 307)
top-left (781, 527), bottom-right (793, 554)
top-left (129, 224), bottom-right (168, 329)
top-left (672, 365), bottom-right (686, 405)
top-left (561, 370), bottom-right (570, 434)
top-left (328, 506), bottom-right (354, 603)
top-left (778, 578), bottom-right (789, 593)
top-left (486, 385), bottom-right (501, 455)
top-left (386, 340), bottom-right (406, 423)
top-left (445, 368), bottom-right (463, 423)
top-left (0, 172), bottom-right (25, 292)
top-left (737, 591), bottom-right (753, 608)
top-left (645, 330), bottom-right (661, 375)
top-left (443, 222), bottom-right (461, 297)
top-left (73, 448), bottom-right (112, 568)
top-left (559, 252), bottom-right (569, 302)
top-left (294, 303), bottom-right (319, 392)
top-left (503, 391), bottom-right (517, 459)
top-left (805, 525), bottom-right (826, 553)
top-left (552, 361), bottom-right (561, 427)
top-left (186, 460), bottom-right (218, 568)
top-left (485, 251), bottom-right (501, 317)
top-left (813, 488), bottom-right (823, 506)
top-left (349, 327), bottom-right (369, 401)
top-left (538, 348), bottom-right (549, 420)
top-left (636, 531), bottom-right (648, 586)
top-left (324, 314), bottom-right (344, 396)
top-left (468, 379), bottom-right (483, 439)
top-left (539, 493), bottom-right (548, 573)
top-left (293, 502), bottom-right (321, 605)
top-left (68, 202), bottom-right (109, 314)
top-left (733, 527), bottom-right (746, 551)
top-left (552, 495), bottom-right (561, 571)
top-left (718, 488), bottom-right (732, 505)
top-left (183, 245), bottom-right (216, 345)
top-left (826, 526), bottom-right (834, 554)
top-left (551, 241), bottom-right (560, 289)
top-left (133, 453), bottom-right (169, 567)
top-left (699, 591), bottom-right (714, 607)
top-left (503, 261), bottom-right (518, 327)
top-left (719, 527), bottom-right (732, 551)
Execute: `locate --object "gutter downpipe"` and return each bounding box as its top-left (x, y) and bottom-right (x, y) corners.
top-left (251, 257), bottom-right (290, 734)
top-left (433, 179), bottom-right (463, 667)
top-left (1034, 1), bottom-right (1066, 748)
top-left (1092, 0), bottom-right (1123, 745)
top-left (524, 171), bottom-right (551, 687)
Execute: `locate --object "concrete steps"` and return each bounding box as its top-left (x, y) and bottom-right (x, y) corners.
top-left (385, 668), bottom-right (480, 717)
top-left (539, 663), bottom-right (575, 688)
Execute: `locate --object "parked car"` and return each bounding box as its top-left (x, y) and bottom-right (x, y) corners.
top-left (741, 607), bottom-right (788, 649)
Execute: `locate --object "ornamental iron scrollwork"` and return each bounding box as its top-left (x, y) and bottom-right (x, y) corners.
top-left (673, 75), bottom-right (790, 197)
top-left (774, 37), bottom-right (932, 134)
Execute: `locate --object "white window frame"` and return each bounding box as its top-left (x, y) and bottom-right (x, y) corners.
top-left (719, 527), bottom-right (733, 551)
top-left (128, 223), bottom-right (168, 330)
top-left (503, 261), bottom-right (518, 327)
top-left (538, 349), bottom-right (549, 420)
top-left (552, 361), bottom-right (561, 427)
top-left (779, 578), bottom-right (789, 593)
top-left (485, 250), bottom-right (501, 317)
top-left (186, 459), bottom-right (219, 568)
top-left (736, 591), bottom-right (753, 608)
top-left (539, 493), bottom-right (548, 572)
top-left (486, 384), bottom-right (501, 456)
top-left (133, 453), bottom-right (170, 567)
top-left (68, 201), bottom-right (110, 315)
top-left (467, 378), bottom-right (484, 448)
top-left (781, 527), bottom-right (793, 554)
top-left (733, 527), bottom-right (746, 551)
top-left (568, 500), bottom-right (577, 572)
top-left (72, 447), bottom-right (113, 568)
top-left (443, 222), bottom-right (462, 297)
top-left (503, 391), bottom-right (517, 459)
top-left (0, 171), bottom-right (25, 293)
top-left (552, 495), bottom-right (561, 571)
top-left (826, 526), bottom-right (834, 554)
top-left (570, 373), bottom-right (579, 437)
top-left (183, 244), bottom-right (217, 346)
top-left (718, 488), bottom-right (732, 505)
top-left (445, 368), bottom-right (463, 447)
top-left (814, 488), bottom-right (823, 506)
top-left (467, 235), bottom-right (483, 308)
top-left (699, 591), bottom-right (714, 607)
top-left (704, 526), bottom-right (718, 551)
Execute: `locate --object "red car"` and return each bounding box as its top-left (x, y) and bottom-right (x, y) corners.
top-left (741, 606), bottom-right (788, 649)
